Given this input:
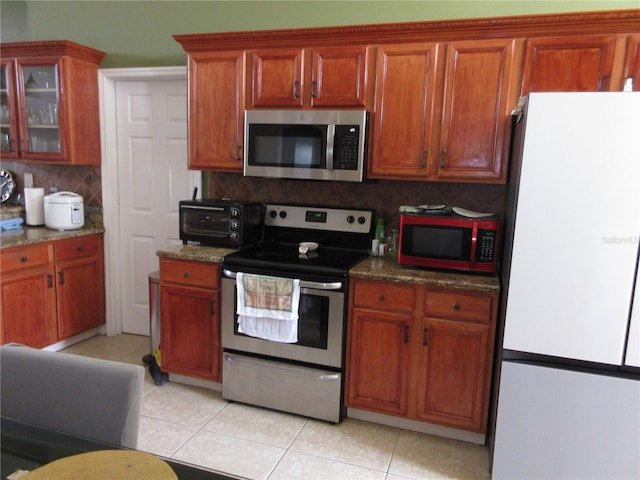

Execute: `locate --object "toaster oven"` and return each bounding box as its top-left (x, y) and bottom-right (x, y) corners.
top-left (179, 199), bottom-right (263, 248)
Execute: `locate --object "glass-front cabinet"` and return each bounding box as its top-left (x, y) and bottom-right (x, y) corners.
top-left (1, 60), bottom-right (17, 157)
top-left (3, 60), bottom-right (63, 160)
top-left (0, 41), bottom-right (104, 165)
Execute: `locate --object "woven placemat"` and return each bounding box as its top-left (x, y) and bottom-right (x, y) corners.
top-left (24, 450), bottom-right (178, 480)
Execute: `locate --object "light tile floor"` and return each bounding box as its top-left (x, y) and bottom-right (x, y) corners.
top-left (63, 334), bottom-right (491, 480)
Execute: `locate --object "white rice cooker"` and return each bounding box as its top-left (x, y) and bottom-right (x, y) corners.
top-left (44, 192), bottom-right (85, 231)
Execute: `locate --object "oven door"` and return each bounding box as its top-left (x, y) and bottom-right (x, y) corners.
top-left (221, 271), bottom-right (345, 369)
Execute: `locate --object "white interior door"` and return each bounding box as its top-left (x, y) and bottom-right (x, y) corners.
top-left (113, 77), bottom-right (199, 335)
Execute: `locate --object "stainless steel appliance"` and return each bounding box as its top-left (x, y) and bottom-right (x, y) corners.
top-left (492, 93), bottom-right (640, 479)
top-left (221, 203), bottom-right (375, 422)
top-left (398, 210), bottom-right (500, 273)
top-left (244, 110), bottom-right (369, 182)
top-left (179, 199), bottom-right (263, 247)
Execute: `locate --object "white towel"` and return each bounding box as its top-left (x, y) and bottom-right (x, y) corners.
top-left (236, 273), bottom-right (300, 343)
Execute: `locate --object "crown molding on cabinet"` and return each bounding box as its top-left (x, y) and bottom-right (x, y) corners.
top-left (173, 9), bottom-right (640, 52)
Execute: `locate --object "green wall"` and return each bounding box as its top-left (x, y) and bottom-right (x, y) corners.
top-left (2, 1), bottom-right (638, 67)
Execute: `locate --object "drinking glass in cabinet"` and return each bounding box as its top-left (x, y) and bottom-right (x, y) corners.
top-left (23, 66), bottom-right (57, 90)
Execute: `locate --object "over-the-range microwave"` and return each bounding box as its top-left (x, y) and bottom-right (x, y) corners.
top-left (244, 109), bottom-right (369, 182)
top-left (398, 213), bottom-right (501, 273)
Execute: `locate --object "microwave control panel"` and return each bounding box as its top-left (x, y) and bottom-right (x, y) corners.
top-left (333, 125), bottom-right (360, 171)
top-left (477, 229), bottom-right (497, 262)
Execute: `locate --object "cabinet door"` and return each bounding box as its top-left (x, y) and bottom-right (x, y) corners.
top-left (161, 284), bottom-right (220, 381)
top-left (15, 58), bottom-right (65, 161)
top-left (368, 43), bottom-right (439, 179)
top-left (347, 308), bottom-right (412, 415)
top-left (0, 265), bottom-right (57, 348)
top-left (416, 317), bottom-right (490, 432)
top-left (310, 46), bottom-right (370, 107)
top-left (521, 35), bottom-right (617, 94)
top-left (252, 48), bottom-right (304, 107)
top-left (1, 60), bottom-right (19, 159)
top-left (188, 51), bottom-right (245, 171)
top-left (55, 256), bottom-right (105, 339)
top-left (623, 34), bottom-right (640, 91)
top-left (437, 39), bottom-right (519, 183)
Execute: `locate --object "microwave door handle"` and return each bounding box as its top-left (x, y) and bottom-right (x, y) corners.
top-left (469, 223), bottom-right (478, 269)
top-left (326, 124), bottom-right (335, 170)
top-left (222, 269), bottom-right (342, 290)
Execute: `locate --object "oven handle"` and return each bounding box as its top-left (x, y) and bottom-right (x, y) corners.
top-left (222, 269), bottom-right (343, 290)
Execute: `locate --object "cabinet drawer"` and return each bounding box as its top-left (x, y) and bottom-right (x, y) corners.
top-left (0, 243), bottom-right (52, 273)
top-left (424, 291), bottom-right (493, 323)
top-left (54, 235), bottom-right (101, 261)
top-left (353, 280), bottom-right (415, 313)
top-left (160, 258), bottom-right (220, 289)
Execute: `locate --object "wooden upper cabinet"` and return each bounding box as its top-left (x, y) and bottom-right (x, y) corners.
top-left (437, 39), bottom-right (521, 183)
top-left (521, 35), bottom-right (618, 94)
top-left (368, 43), bottom-right (439, 180)
top-left (1, 41), bottom-right (104, 165)
top-left (310, 46), bottom-right (370, 107)
top-left (251, 46), bottom-right (371, 108)
top-left (188, 50), bottom-right (245, 171)
top-left (252, 48), bottom-right (304, 107)
top-left (623, 34), bottom-right (640, 91)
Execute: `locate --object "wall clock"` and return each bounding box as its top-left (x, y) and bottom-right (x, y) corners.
top-left (1, 169), bottom-right (16, 203)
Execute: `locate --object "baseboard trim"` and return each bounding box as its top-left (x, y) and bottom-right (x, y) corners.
top-left (347, 407), bottom-right (486, 445)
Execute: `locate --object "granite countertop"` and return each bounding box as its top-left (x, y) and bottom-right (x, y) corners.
top-left (350, 254), bottom-right (500, 293)
top-left (157, 245), bottom-right (500, 293)
top-left (157, 244), bottom-right (238, 264)
top-left (0, 214), bottom-right (105, 249)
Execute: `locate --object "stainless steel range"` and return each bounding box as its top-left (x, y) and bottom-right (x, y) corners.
top-left (221, 203), bottom-right (374, 422)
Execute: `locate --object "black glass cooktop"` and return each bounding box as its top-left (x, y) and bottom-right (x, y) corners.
top-left (223, 244), bottom-right (368, 278)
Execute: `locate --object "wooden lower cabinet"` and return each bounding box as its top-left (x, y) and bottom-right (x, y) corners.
top-left (0, 235), bottom-right (105, 348)
top-left (160, 258), bottom-right (221, 381)
top-left (54, 235), bottom-right (105, 340)
top-left (347, 278), bottom-right (497, 433)
top-left (416, 318), bottom-right (491, 430)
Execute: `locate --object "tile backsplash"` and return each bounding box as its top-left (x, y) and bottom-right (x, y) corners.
top-left (207, 173), bottom-right (506, 231)
top-left (0, 162), bottom-right (506, 231)
top-left (0, 162), bottom-right (102, 208)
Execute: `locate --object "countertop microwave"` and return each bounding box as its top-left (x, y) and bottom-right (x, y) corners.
top-left (398, 212), bottom-right (500, 273)
top-left (244, 110), bottom-right (369, 182)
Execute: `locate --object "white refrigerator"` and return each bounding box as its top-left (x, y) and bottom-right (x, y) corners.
top-left (492, 92), bottom-right (640, 479)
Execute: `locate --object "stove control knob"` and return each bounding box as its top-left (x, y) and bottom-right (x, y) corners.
top-left (269, 210), bottom-right (277, 218)
top-left (279, 210), bottom-right (287, 219)
top-left (230, 219), bottom-right (240, 230)
top-left (230, 231), bottom-right (239, 241)
top-left (347, 215), bottom-right (355, 224)
top-left (358, 216), bottom-right (366, 224)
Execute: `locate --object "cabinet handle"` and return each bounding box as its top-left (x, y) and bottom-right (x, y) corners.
top-left (183, 272), bottom-right (191, 278)
top-left (311, 81), bottom-right (317, 98)
top-left (420, 150), bottom-right (427, 168)
top-left (403, 324), bottom-right (409, 343)
top-left (47, 274), bottom-right (53, 288)
top-left (452, 303), bottom-right (460, 311)
top-left (76, 246), bottom-right (84, 253)
top-left (20, 256), bottom-right (28, 263)
top-left (209, 298), bottom-right (216, 315)
top-left (235, 145), bottom-right (242, 161)
top-left (440, 150), bottom-right (447, 168)
top-left (293, 80), bottom-right (300, 99)
top-left (378, 295), bottom-right (385, 302)
top-left (59, 271), bottom-right (65, 285)
top-left (422, 327), bottom-right (429, 346)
